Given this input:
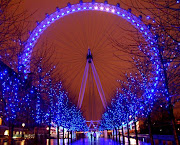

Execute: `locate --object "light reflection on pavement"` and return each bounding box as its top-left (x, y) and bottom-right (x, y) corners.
top-left (70, 138), bottom-right (150, 145)
top-left (2, 137), bottom-right (151, 145)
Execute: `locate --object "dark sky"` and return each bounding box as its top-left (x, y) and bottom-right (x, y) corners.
top-left (19, 0), bottom-right (142, 121)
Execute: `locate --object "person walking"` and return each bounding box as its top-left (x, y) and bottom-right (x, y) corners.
top-left (93, 131), bottom-right (96, 140)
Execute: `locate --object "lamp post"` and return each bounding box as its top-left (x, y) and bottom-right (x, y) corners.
top-left (22, 123), bottom-right (25, 138)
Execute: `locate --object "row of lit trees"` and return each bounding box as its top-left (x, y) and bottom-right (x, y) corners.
top-left (53, 82), bottom-right (87, 131)
top-left (125, 1), bottom-right (180, 144)
top-left (28, 43), bottom-right (88, 132)
top-left (99, 57), bottom-right (156, 144)
top-left (0, 1), bottom-right (88, 144)
top-left (101, 0), bottom-right (180, 144)
top-left (0, 58), bottom-right (88, 144)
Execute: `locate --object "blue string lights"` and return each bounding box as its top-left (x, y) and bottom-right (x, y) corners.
top-left (0, 61), bottom-right (28, 124)
top-left (53, 82), bottom-right (88, 131)
top-left (99, 58), bottom-right (157, 130)
top-left (0, 60), bottom-right (87, 131)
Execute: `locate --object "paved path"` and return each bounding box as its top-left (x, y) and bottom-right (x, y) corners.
top-left (2, 137), bottom-right (151, 145)
top-left (72, 138), bottom-right (120, 145)
top-left (71, 138), bottom-right (150, 145)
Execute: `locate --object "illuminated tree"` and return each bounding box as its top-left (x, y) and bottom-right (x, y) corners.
top-left (100, 56), bottom-right (158, 144)
top-left (29, 43), bottom-right (57, 125)
top-left (0, 61), bottom-right (34, 143)
top-left (54, 83), bottom-right (87, 131)
top-left (119, 1), bottom-right (180, 143)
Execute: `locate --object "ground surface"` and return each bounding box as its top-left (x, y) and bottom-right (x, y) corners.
top-left (2, 137), bottom-right (151, 145)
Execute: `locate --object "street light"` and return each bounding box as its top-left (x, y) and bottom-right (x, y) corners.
top-left (22, 123), bottom-right (25, 138)
top-left (0, 117), bottom-right (2, 125)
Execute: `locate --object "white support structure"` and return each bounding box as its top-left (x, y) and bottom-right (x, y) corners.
top-left (86, 120), bottom-right (100, 130)
top-left (77, 49), bottom-right (107, 109)
top-left (78, 61), bottom-right (89, 108)
top-left (91, 62), bottom-right (107, 108)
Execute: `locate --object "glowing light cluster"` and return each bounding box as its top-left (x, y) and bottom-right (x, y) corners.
top-left (53, 82), bottom-right (88, 131)
top-left (0, 61), bottom-right (87, 131)
top-left (0, 62), bottom-right (31, 123)
top-left (99, 56), bottom-right (161, 131)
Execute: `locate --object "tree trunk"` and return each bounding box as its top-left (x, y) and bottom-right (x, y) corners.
top-left (11, 124), bottom-right (14, 145)
top-left (8, 122), bottom-right (14, 145)
top-left (119, 128), bottom-right (121, 143)
top-left (116, 128), bottom-right (117, 141)
top-left (157, 39), bottom-right (179, 144)
top-left (68, 131), bottom-right (69, 144)
top-left (57, 126), bottom-right (59, 145)
top-left (48, 125), bottom-right (51, 145)
top-left (169, 103), bottom-right (180, 145)
top-left (34, 126), bottom-right (38, 145)
top-left (148, 115), bottom-right (154, 145)
top-left (107, 130), bottom-right (109, 138)
top-left (113, 129), bottom-right (114, 140)
top-left (122, 126), bottom-right (125, 145)
top-left (48, 109), bottom-right (52, 145)
top-left (134, 121), bottom-right (138, 145)
top-left (127, 122), bottom-right (130, 145)
top-left (63, 127), bottom-right (64, 145)
top-left (71, 131), bottom-right (72, 143)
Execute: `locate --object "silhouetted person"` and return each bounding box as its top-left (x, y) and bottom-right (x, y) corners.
top-left (93, 131), bottom-right (96, 140)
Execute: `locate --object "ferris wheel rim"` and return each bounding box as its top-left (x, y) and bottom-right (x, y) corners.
top-left (20, 1), bottom-right (161, 98)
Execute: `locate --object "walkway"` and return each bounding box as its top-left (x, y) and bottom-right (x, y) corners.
top-left (71, 138), bottom-right (150, 145)
top-left (72, 138), bottom-right (119, 145)
top-left (46, 138), bottom-right (150, 145)
top-left (2, 137), bottom-right (151, 145)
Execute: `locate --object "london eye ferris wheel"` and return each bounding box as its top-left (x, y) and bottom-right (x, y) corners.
top-left (22, 0), bottom-right (159, 121)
